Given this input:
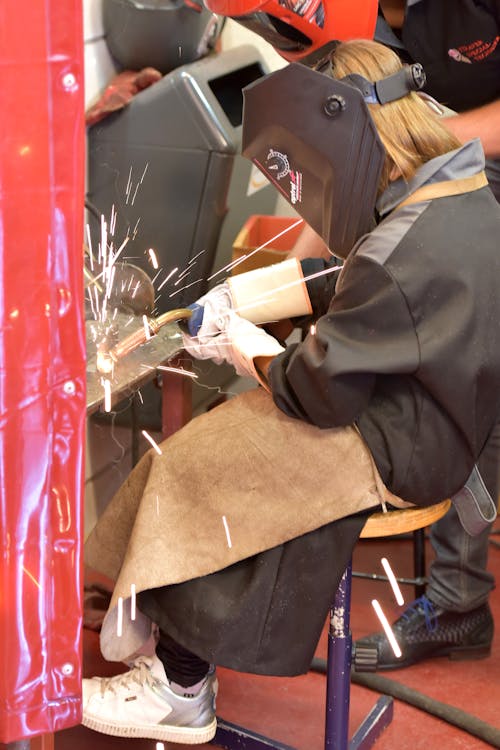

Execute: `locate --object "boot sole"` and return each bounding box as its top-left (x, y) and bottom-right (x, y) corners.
top-left (82, 713), bottom-right (217, 744)
top-left (371, 643), bottom-right (492, 671)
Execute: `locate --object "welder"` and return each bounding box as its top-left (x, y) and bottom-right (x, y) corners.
top-left (81, 28), bottom-right (500, 744)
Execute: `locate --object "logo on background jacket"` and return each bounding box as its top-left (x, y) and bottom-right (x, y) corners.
top-left (448, 36), bottom-right (500, 63)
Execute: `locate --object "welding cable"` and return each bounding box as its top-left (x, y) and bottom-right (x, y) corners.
top-left (310, 657), bottom-right (500, 748)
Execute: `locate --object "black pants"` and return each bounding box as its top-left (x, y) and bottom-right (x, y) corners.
top-left (137, 512), bottom-right (369, 678)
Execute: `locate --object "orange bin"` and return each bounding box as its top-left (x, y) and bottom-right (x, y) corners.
top-left (232, 215), bottom-right (303, 275)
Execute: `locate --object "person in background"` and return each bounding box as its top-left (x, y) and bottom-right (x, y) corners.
top-left (217, 0), bottom-right (500, 670)
top-left (81, 38), bottom-right (500, 743)
top-left (353, 0), bottom-right (500, 671)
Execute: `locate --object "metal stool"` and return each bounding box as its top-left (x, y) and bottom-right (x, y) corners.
top-left (213, 499), bottom-right (451, 750)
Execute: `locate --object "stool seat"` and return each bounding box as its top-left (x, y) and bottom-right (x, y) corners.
top-left (361, 498), bottom-right (451, 538)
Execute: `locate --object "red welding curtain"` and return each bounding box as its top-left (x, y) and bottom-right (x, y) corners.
top-left (0, 0), bottom-right (86, 741)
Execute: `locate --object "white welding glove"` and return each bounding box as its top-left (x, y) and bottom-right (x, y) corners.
top-left (225, 312), bottom-right (285, 381)
top-left (183, 310), bottom-right (284, 385)
top-left (190, 282), bottom-right (233, 338)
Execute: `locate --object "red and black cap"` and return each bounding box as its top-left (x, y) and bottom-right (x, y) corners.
top-left (203, 0), bottom-right (378, 61)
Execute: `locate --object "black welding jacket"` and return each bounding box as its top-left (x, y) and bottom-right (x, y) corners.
top-left (270, 140), bottom-right (500, 505)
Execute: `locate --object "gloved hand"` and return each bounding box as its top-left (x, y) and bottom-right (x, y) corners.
top-left (182, 310), bottom-right (284, 383)
top-left (186, 282), bottom-right (233, 337)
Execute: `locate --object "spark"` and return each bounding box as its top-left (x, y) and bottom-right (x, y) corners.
top-left (143, 314), bottom-right (151, 340)
top-left (131, 180), bottom-right (141, 206)
top-left (100, 216), bottom-right (107, 267)
top-left (125, 166), bottom-right (133, 203)
top-left (175, 266), bottom-right (193, 284)
top-left (169, 278), bottom-right (204, 298)
top-left (222, 515), bottom-right (232, 548)
top-left (87, 288), bottom-right (98, 320)
top-left (23, 566), bottom-right (41, 590)
top-left (189, 249), bottom-right (206, 264)
top-left (137, 389), bottom-right (144, 404)
top-left (371, 599), bottom-right (402, 658)
top-left (381, 557), bottom-right (405, 606)
top-left (140, 162), bottom-right (149, 183)
top-left (208, 218), bottom-right (304, 280)
top-left (148, 248), bottom-right (159, 269)
top-left (156, 365), bottom-right (198, 379)
top-left (86, 224), bottom-right (94, 270)
top-left (103, 379), bottom-right (112, 412)
top-left (105, 264), bottom-right (117, 299)
top-left (142, 429), bottom-right (163, 454)
top-left (130, 584), bottom-right (136, 621)
top-left (157, 267), bottom-right (178, 291)
top-left (114, 234), bottom-right (130, 262)
top-left (156, 495), bottom-right (160, 516)
top-left (116, 596), bottom-right (124, 637)
top-left (110, 204), bottom-right (117, 236)
top-left (310, 324), bottom-right (316, 335)
top-left (157, 743), bottom-right (165, 750)
top-left (132, 217), bottom-right (141, 238)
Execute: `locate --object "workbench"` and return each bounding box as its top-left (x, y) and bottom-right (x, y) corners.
top-left (86, 315), bottom-right (193, 438)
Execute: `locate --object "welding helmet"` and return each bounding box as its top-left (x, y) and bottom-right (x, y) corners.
top-left (203, 0), bottom-right (378, 62)
top-left (103, 0), bottom-right (224, 74)
top-left (242, 60), bottom-right (426, 256)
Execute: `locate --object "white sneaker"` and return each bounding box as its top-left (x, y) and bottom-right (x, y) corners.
top-left (82, 654), bottom-right (217, 745)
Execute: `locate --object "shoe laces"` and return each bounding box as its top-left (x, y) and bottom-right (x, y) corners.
top-left (401, 594), bottom-right (438, 632)
top-left (98, 656), bottom-right (157, 697)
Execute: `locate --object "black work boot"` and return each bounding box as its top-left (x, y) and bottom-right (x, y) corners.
top-left (354, 595), bottom-right (494, 671)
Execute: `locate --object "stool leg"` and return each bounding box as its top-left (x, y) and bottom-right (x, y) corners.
top-left (325, 561), bottom-right (353, 750)
top-left (413, 528), bottom-right (426, 598)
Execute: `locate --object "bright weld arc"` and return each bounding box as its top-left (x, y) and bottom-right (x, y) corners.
top-left (142, 429), bottom-right (163, 455)
top-left (372, 599), bottom-right (402, 658)
top-left (222, 515), bottom-right (233, 548)
top-left (381, 557), bottom-right (405, 606)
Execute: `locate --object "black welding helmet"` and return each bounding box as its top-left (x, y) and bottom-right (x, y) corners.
top-left (242, 61), bottom-right (426, 257)
top-left (103, 0), bottom-right (224, 74)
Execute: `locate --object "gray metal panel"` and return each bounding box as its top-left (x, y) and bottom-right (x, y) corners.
top-left (86, 46), bottom-right (278, 313)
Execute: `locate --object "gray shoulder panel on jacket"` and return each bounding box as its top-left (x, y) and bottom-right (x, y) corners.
top-left (356, 203), bottom-right (429, 266)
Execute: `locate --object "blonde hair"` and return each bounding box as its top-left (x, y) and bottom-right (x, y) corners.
top-left (328, 39), bottom-right (462, 192)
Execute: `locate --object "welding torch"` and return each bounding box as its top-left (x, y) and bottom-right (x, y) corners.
top-left (96, 307), bottom-right (197, 375)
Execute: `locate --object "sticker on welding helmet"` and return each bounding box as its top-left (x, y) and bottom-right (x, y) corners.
top-left (266, 149), bottom-right (290, 180)
top-left (264, 149), bottom-right (302, 204)
top-left (289, 170), bottom-right (302, 204)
